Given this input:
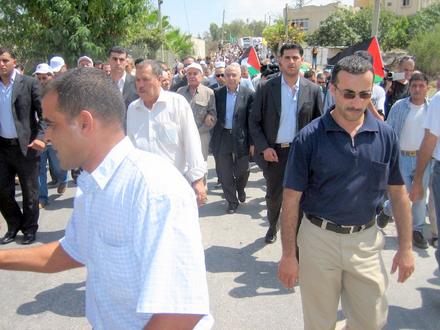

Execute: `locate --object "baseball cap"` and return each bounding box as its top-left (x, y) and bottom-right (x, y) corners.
top-left (185, 63), bottom-right (203, 73)
top-left (49, 56), bottom-right (65, 72)
top-left (77, 56), bottom-right (94, 67)
top-left (33, 63), bottom-right (53, 75)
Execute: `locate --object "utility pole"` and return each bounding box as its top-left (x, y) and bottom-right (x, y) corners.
top-left (158, 0), bottom-right (164, 61)
top-left (220, 9), bottom-right (225, 49)
top-left (371, 0), bottom-right (380, 37)
top-left (284, 3), bottom-right (289, 42)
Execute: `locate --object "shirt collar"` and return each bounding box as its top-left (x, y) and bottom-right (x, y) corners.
top-left (322, 107), bottom-right (379, 133)
top-left (227, 84), bottom-right (239, 94)
top-left (1, 70), bottom-right (16, 87)
top-left (281, 74), bottom-right (300, 91)
top-left (140, 88), bottom-right (166, 110)
top-left (78, 137), bottom-right (134, 192)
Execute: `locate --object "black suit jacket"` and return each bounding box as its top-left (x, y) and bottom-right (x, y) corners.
top-left (10, 74), bottom-right (44, 158)
top-left (210, 85), bottom-right (254, 158)
top-left (123, 74), bottom-right (138, 109)
top-left (249, 75), bottom-right (323, 169)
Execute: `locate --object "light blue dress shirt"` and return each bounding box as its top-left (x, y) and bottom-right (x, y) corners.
top-left (0, 70), bottom-right (18, 138)
top-left (225, 86), bottom-right (239, 129)
top-left (60, 137), bottom-right (211, 329)
top-left (276, 75), bottom-right (300, 143)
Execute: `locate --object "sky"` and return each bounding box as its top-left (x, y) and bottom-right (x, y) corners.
top-left (160, 0), bottom-right (354, 37)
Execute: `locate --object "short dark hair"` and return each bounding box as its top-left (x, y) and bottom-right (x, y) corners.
top-left (353, 50), bottom-right (373, 65)
top-left (409, 71), bottom-right (428, 85)
top-left (304, 70), bottom-right (316, 79)
top-left (0, 47), bottom-right (16, 59)
top-left (330, 55), bottom-right (374, 85)
top-left (107, 46), bottom-right (128, 58)
top-left (182, 55), bottom-right (195, 62)
top-left (136, 60), bottom-right (163, 77)
top-left (280, 43), bottom-right (304, 57)
top-left (42, 68), bottom-right (125, 126)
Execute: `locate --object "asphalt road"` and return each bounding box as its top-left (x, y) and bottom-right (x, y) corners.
top-left (0, 157), bottom-right (439, 330)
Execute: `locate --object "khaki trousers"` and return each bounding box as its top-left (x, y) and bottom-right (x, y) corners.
top-left (298, 219), bottom-right (389, 330)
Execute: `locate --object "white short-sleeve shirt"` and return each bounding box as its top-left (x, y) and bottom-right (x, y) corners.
top-left (424, 91), bottom-right (440, 161)
top-left (60, 137), bottom-right (211, 329)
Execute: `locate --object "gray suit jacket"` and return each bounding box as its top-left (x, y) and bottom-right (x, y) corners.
top-left (122, 74), bottom-right (138, 109)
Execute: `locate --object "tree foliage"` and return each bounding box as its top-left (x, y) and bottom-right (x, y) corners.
top-left (0, 0), bottom-right (193, 67)
top-left (306, 4), bottom-right (438, 51)
top-left (262, 20), bottom-right (305, 55)
top-left (408, 23), bottom-right (440, 76)
top-left (208, 19), bottom-right (267, 42)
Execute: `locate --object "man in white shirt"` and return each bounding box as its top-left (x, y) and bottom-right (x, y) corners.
top-left (127, 60), bottom-right (207, 206)
top-left (0, 68), bottom-right (211, 329)
top-left (412, 89), bottom-right (440, 268)
top-left (381, 72), bottom-right (430, 249)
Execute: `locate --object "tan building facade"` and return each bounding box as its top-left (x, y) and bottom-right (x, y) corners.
top-left (354, 0), bottom-right (439, 16)
top-left (284, 2), bottom-right (353, 34)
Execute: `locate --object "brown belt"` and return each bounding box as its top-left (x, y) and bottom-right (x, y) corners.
top-left (400, 150), bottom-right (417, 157)
top-left (306, 214), bottom-right (375, 234)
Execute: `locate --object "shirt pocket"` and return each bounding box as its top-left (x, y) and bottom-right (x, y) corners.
top-left (156, 122), bottom-right (179, 146)
top-left (369, 161), bottom-right (388, 192)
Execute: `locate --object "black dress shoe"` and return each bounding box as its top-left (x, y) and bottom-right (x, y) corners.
top-left (265, 228), bottom-right (277, 244)
top-left (21, 233), bottom-right (36, 245)
top-left (0, 231), bottom-right (17, 244)
top-left (238, 190), bottom-right (246, 203)
top-left (227, 203), bottom-right (238, 214)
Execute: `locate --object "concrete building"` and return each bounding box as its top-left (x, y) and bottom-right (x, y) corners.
top-left (284, 2), bottom-right (353, 34)
top-left (354, 0), bottom-right (439, 16)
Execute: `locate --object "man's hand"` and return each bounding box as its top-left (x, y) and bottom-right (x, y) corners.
top-left (28, 139), bottom-right (46, 151)
top-left (278, 255), bottom-right (299, 288)
top-left (263, 147), bottom-right (278, 162)
top-left (409, 180), bottom-right (424, 202)
top-left (391, 248), bottom-right (415, 283)
top-left (192, 179), bottom-right (207, 207)
top-left (249, 145), bottom-right (255, 157)
top-left (204, 114), bottom-right (216, 128)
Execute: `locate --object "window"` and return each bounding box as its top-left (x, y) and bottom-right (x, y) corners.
top-left (402, 0), bottom-right (410, 6)
top-left (292, 18), bottom-right (309, 32)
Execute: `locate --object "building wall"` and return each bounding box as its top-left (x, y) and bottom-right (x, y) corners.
top-left (354, 0), bottom-right (439, 15)
top-left (284, 2), bottom-right (353, 34)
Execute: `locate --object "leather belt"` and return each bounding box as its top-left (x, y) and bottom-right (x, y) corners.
top-left (306, 214), bottom-right (375, 234)
top-left (400, 150), bottom-right (417, 157)
top-left (275, 143), bottom-right (291, 149)
top-left (0, 136), bottom-right (19, 146)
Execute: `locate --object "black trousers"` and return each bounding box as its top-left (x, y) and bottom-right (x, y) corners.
top-left (263, 145), bottom-right (291, 230)
top-left (0, 143), bottom-right (40, 234)
top-left (216, 130), bottom-right (250, 205)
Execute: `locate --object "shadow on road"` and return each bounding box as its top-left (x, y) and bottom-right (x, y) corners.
top-left (205, 238), bottom-right (293, 298)
top-left (17, 281), bottom-right (85, 318)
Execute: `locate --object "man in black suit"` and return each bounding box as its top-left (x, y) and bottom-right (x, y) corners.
top-left (108, 46), bottom-right (138, 109)
top-left (249, 43), bottom-right (323, 243)
top-left (211, 63), bottom-right (254, 214)
top-left (0, 47), bottom-right (45, 244)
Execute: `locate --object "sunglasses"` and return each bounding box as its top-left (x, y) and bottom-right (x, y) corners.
top-left (216, 73), bottom-right (225, 78)
top-left (334, 85), bottom-right (372, 99)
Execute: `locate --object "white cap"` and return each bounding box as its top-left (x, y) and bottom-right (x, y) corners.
top-left (77, 56), bottom-right (93, 67)
top-left (185, 63), bottom-right (203, 73)
top-left (214, 61), bottom-right (226, 69)
top-left (33, 63), bottom-right (53, 75)
top-left (49, 56), bottom-right (65, 72)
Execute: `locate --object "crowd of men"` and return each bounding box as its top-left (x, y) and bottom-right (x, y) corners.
top-left (0, 42), bottom-right (439, 329)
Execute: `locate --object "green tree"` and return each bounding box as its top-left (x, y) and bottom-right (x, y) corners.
top-left (408, 23), bottom-right (440, 76)
top-left (209, 23), bottom-right (221, 41)
top-left (0, 0), bottom-right (193, 66)
top-left (262, 20), bottom-right (305, 54)
top-left (408, 3), bottom-right (440, 37)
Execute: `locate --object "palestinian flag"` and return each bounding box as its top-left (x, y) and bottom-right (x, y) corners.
top-left (239, 46), bottom-right (261, 77)
top-left (327, 37), bottom-right (385, 83)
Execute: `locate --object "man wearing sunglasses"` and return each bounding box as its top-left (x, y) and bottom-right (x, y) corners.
top-left (209, 62), bottom-right (226, 90)
top-left (278, 55), bottom-right (414, 330)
